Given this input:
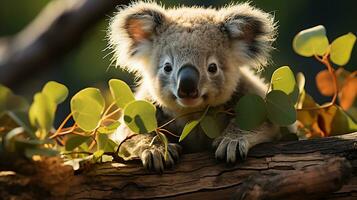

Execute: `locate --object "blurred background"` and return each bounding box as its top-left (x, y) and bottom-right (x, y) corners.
top-left (0, 0), bottom-right (356, 124)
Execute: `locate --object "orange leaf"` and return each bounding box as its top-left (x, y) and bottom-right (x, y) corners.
top-left (316, 69), bottom-right (335, 96)
top-left (339, 78), bottom-right (357, 110)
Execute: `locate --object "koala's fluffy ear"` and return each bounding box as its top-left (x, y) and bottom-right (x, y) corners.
top-left (109, 2), bottom-right (166, 72)
top-left (220, 3), bottom-right (277, 69)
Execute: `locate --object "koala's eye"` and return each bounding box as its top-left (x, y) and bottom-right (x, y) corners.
top-left (163, 63), bottom-right (172, 73)
top-left (208, 63), bottom-right (218, 74)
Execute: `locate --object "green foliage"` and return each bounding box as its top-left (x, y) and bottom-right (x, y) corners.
top-left (271, 66), bottom-right (299, 103)
top-left (266, 90), bottom-right (297, 126)
top-left (0, 85), bottom-right (29, 116)
top-left (235, 94), bottom-right (267, 130)
top-left (330, 33), bottom-right (356, 66)
top-left (42, 81), bottom-right (69, 104)
top-left (293, 25), bottom-right (357, 138)
top-left (29, 93), bottom-right (56, 138)
top-left (179, 120), bottom-right (200, 142)
top-left (109, 79), bottom-right (135, 109)
top-left (200, 115), bottom-right (221, 139)
top-left (179, 107), bottom-right (209, 142)
top-left (71, 88), bottom-right (105, 132)
top-left (123, 100), bottom-right (157, 134)
top-left (97, 121), bottom-right (120, 134)
top-left (65, 135), bottom-right (90, 151)
top-left (293, 25), bottom-right (329, 57)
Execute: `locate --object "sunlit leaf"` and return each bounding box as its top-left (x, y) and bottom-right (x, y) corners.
top-left (109, 79), bottom-right (135, 109)
top-left (42, 81), bottom-right (69, 104)
top-left (29, 93), bottom-right (56, 136)
top-left (316, 69), bottom-right (335, 96)
top-left (0, 85), bottom-right (29, 116)
top-left (123, 100), bottom-right (157, 134)
top-left (293, 25), bottom-right (329, 57)
top-left (179, 120), bottom-right (200, 142)
top-left (98, 121), bottom-right (121, 134)
top-left (339, 78), bottom-right (357, 110)
top-left (266, 90), bottom-right (296, 126)
top-left (235, 94), bottom-right (267, 130)
top-left (71, 88), bottom-right (105, 132)
top-left (97, 133), bottom-right (117, 152)
top-left (200, 115), bottom-right (221, 138)
top-left (330, 33), bottom-right (356, 66)
top-left (271, 66), bottom-right (296, 94)
top-left (179, 107), bottom-right (209, 142)
top-left (65, 135), bottom-right (90, 151)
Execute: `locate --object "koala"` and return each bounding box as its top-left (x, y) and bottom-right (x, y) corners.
top-left (108, 1), bottom-right (280, 172)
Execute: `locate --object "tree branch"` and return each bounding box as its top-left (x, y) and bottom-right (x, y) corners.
top-left (0, 0), bottom-right (130, 86)
top-left (1, 133), bottom-right (357, 199)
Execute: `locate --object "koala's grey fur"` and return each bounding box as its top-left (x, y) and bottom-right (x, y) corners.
top-left (108, 1), bottom-right (281, 172)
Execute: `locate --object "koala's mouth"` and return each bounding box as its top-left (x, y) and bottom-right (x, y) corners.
top-left (176, 97), bottom-right (203, 107)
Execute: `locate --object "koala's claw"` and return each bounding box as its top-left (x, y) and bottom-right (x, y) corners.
top-left (140, 143), bottom-right (182, 173)
top-left (213, 134), bottom-right (250, 164)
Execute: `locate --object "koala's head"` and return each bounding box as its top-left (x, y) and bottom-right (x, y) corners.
top-left (109, 2), bottom-right (276, 113)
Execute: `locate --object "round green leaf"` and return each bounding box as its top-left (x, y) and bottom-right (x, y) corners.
top-left (65, 135), bottom-right (90, 151)
top-left (293, 25), bottom-right (329, 57)
top-left (29, 93), bottom-right (56, 133)
top-left (123, 100), bottom-right (157, 134)
top-left (235, 94), bottom-right (267, 130)
top-left (42, 81), bottom-right (69, 104)
top-left (71, 88), bottom-right (105, 132)
top-left (109, 79), bottom-right (135, 109)
top-left (98, 121), bottom-right (121, 134)
top-left (271, 66), bottom-right (297, 102)
top-left (266, 90), bottom-right (297, 126)
top-left (330, 33), bottom-right (356, 66)
top-left (200, 115), bottom-right (220, 138)
top-left (179, 120), bottom-right (200, 142)
top-left (0, 85), bottom-right (28, 115)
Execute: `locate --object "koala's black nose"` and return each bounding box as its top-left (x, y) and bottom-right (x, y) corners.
top-left (177, 64), bottom-right (199, 98)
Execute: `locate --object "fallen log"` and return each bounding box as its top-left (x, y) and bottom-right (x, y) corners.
top-left (1, 133), bottom-right (357, 200)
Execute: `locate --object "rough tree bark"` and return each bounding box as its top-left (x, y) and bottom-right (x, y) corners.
top-left (1, 133), bottom-right (356, 200)
top-left (0, 0), bottom-right (130, 86)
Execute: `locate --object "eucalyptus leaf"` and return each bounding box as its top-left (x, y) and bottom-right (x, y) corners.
top-left (330, 32), bottom-right (356, 66)
top-left (235, 94), bottom-right (267, 130)
top-left (65, 135), bottom-right (90, 151)
top-left (123, 100), bottom-right (157, 134)
top-left (29, 93), bottom-right (56, 136)
top-left (200, 115), bottom-right (221, 138)
top-left (293, 25), bottom-right (329, 57)
top-left (71, 88), bottom-right (105, 132)
top-left (266, 90), bottom-right (297, 126)
top-left (179, 107), bottom-right (209, 142)
top-left (109, 79), bottom-right (135, 109)
top-left (271, 66), bottom-right (298, 103)
top-left (98, 121), bottom-right (121, 134)
top-left (42, 81), bottom-right (69, 104)
top-left (179, 120), bottom-right (199, 142)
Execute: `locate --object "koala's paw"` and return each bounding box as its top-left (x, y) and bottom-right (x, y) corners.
top-left (140, 143), bottom-right (182, 173)
top-left (212, 133), bottom-right (250, 164)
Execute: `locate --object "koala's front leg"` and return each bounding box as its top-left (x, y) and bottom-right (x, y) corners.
top-left (213, 120), bottom-right (280, 163)
top-left (118, 128), bottom-right (182, 172)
